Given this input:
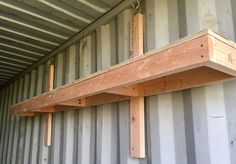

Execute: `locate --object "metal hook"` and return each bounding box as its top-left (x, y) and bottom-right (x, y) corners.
top-left (49, 57), bottom-right (55, 64)
top-left (131, 0), bottom-right (141, 14)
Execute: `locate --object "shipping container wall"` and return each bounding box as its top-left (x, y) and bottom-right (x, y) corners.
top-left (0, 0), bottom-right (236, 164)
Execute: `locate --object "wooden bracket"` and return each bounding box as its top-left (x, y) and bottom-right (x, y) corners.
top-left (45, 64), bottom-right (54, 146)
top-left (105, 86), bottom-right (141, 97)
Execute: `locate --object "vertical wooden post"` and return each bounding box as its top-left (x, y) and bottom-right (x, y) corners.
top-left (45, 111), bottom-right (52, 146)
top-left (45, 64), bottom-right (54, 146)
top-left (129, 12), bottom-right (145, 158)
top-left (130, 97), bottom-right (145, 158)
top-left (48, 64), bottom-right (55, 91)
top-left (130, 13), bottom-right (144, 58)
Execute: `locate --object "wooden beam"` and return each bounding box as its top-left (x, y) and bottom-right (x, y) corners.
top-left (32, 93), bottom-right (129, 113)
top-left (57, 93), bottom-right (129, 109)
top-left (130, 97), bottom-right (145, 158)
top-left (84, 93), bottom-right (129, 107)
top-left (9, 32), bottom-right (210, 114)
top-left (139, 67), bottom-right (233, 96)
top-left (10, 31), bottom-right (236, 116)
top-left (105, 86), bottom-right (140, 97)
top-left (35, 105), bottom-right (80, 113)
top-left (58, 99), bottom-right (87, 107)
top-left (35, 106), bottom-right (56, 113)
top-left (17, 112), bottom-right (39, 116)
top-left (14, 67), bottom-right (233, 116)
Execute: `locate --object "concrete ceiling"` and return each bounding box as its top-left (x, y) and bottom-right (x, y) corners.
top-left (0, 0), bottom-right (123, 87)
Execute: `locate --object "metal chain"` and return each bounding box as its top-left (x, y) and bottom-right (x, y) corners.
top-left (130, 0), bottom-right (141, 58)
top-left (49, 57), bottom-right (55, 64)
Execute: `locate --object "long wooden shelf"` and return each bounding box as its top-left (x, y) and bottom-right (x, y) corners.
top-left (10, 30), bottom-right (236, 116)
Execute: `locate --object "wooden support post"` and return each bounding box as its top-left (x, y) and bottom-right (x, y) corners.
top-left (130, 97), bottom-right (145, 158)
top-left (129, 12), bottom-right (145, 158)
top-left (45, 111), bottom-right (52, 146)
top-left (45, 64), bottom-right (54, 146)
top-left (130, 13), bottom-right (144, 58)
top-left (48, 64), bottom-right (55, 91)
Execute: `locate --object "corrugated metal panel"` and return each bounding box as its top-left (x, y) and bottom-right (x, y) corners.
top-left (0, 0), bottom-right (122, 87)
top-left (0, 0), bottom-right (236, 164)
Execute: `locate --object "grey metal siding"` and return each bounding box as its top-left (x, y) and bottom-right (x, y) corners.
top-left (0, 0), bottom-right (236, 163)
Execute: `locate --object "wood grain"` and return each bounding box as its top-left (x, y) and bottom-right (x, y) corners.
top-left (10, 31), bottom-right (236, 116)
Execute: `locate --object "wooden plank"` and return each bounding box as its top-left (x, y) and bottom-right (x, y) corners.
top-left (130, 97), bottom-right (145, 158)
top-left (17, 112), bottom-right (39, 116)
top-left (105, 86), bottom-right (140, 97)
top-left (58, 99), bottom-right (86, 107)
top-left (138, 67), bottom-right (233, 96)
top-left (208, 35), bottom-right (236, 75)
top-left (84, 93), bottom-right (129, 107)
top-left (27, 93), bottom-right (129, 113)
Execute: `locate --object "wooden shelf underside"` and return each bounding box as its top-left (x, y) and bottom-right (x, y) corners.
top-left (10, 30), bottom-right (236, 116)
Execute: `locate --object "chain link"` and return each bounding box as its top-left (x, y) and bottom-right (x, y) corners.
top-left (130, 0), bottom-right (141, 58)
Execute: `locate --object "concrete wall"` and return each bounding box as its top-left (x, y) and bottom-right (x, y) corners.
top-left (0, 0), bottom-right (236, 163)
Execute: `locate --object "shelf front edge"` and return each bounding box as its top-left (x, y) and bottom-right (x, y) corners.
top-left (10, 31), bottom-right (236, 115)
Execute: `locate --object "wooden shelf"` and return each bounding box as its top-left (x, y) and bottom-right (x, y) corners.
top-left (10, 30), bottom-right (236, 116)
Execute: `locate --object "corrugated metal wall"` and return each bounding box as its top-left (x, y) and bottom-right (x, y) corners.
top-left (0, 0), bottom-right (236, 163)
